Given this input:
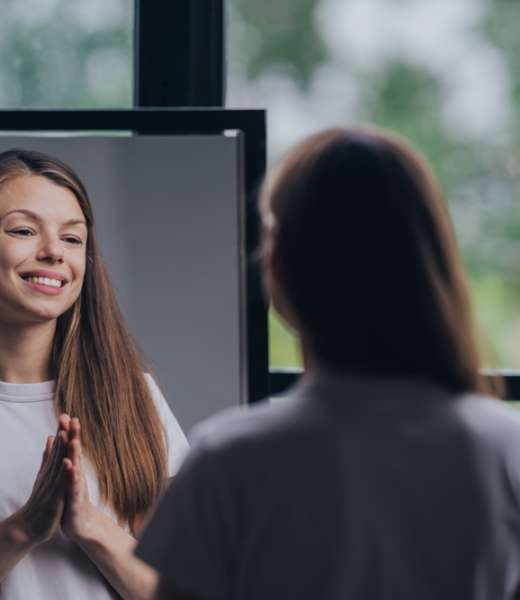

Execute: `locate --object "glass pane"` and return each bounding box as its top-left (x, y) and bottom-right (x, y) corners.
top-left (269, 310), bottom-right (301, 369)
top-left (0, 0), bottom-right (133, 108)
top-left (228, 0), bottom-right (520, 370)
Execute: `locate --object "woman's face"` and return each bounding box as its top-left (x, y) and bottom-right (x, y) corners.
top-left (0, 174), bottom-right (87, 326)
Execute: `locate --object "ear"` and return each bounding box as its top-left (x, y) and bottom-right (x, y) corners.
top-left (260, 230), bottom-right (282, 299)
top-left (262, 233), bottom-right (274, 268)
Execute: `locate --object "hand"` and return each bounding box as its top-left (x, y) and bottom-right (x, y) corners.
top-left (60, 416), bottom-right (96, 542)
top-left (15, 430), bottom-right (68, 545)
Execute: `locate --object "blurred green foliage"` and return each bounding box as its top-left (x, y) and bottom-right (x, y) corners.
top-left (0, 0), bottom-right (132, 107)
top-left (228, 0), bottom-right (520, 369)
top-left (230, 0), bottom-right (326, 87)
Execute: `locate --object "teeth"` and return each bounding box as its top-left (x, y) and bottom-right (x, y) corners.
top-left (28, 276), bottom-right (63, 288)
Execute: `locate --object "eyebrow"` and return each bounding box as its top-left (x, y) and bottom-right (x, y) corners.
top-left (1, 209), bottom-right (87, 228)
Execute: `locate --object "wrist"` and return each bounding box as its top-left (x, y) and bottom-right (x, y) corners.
top-left (69, 503), bottom-right (102, 545)
top-left (4, 511), bottom-right (40, 550)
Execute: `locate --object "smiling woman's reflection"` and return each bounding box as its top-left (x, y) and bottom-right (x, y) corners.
top-left (0, 149), bottom-right (188, 600)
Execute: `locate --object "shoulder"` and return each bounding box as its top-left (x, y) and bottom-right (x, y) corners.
top-left (143, 372), bottom-right (174, 425)
top-left (143, 373), bottom-right (189, 474)
top-left (143, 372), bottom-right (179, 422)
top-left (187, 392), bottom-right (306, 461)
top-left (143, 372), bottom-right (164, 402)
top-left (451, 394), bottom-right (520, 501)
top-left (453, 392), bottom-right (520, 449)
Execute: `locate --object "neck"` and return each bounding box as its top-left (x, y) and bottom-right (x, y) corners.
top-left (0, 320), bottom-right (57, 383)
top-left (300, 335), bottom-right (322, 376)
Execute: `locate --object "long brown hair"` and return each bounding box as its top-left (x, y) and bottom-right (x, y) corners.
top-left (260, 127), bottom-right (493, 394)
top-left (0, 149), bottom-right (168, 524)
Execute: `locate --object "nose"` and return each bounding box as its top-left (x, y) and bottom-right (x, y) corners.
top-left (36, 235), bottom-right (64, 264)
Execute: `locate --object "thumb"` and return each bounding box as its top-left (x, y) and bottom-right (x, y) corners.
top-left (38, 436), bottom-right (55, 473)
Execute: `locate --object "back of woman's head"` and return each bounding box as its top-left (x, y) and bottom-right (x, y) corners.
top-left (261, 127), bottom-right (485, 393)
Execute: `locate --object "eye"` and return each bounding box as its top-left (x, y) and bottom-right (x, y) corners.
top-left (10, 227), bottom-right (35, 237)
top-left (62, 235), bottom-right (83, 245)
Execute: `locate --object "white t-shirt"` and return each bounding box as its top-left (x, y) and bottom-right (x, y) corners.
top-left (137, 372), bottom-right (520, 600)
top-left (0, 374), bottom-right (189, 600)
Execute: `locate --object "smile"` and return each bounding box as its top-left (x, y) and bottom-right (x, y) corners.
top-left (19, 272), bottom-right (68, 296)
top-left (23, 276), bottom-right (63, 288)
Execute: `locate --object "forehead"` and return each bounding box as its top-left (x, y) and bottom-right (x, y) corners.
top-left (0, 174), bottom-right (84, 221)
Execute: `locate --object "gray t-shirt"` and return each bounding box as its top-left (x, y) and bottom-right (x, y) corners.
top-left (137, 372), bottom-right (520, 599)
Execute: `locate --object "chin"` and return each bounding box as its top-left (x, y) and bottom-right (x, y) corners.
top-left (26, 311), bottom-right (64, 324)
top-left (22, 301), bottom-right (74, 323)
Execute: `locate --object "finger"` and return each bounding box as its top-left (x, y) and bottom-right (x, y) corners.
top-left (68, 438), bottom-right (81, 468)
top-left (63, 457), bottom-right (81, 503)
top-left (57, 429), bottom-right (69, 446)
top-left (55, 431), bottom-right (70, 467)
top-left (31, 446), bottom-right (69, 505)
top-left (52, 457), bottom-right (69, 500)
top-left (44, 436), bottom-right (54, 462)
top-left (66, 420), bottom-right (81, 467)
top-left (63, 457), bottom-right (74, 484)
top-left (58, 413), bottom-right (71, 433)
top-left (38, 426), bottom-right (76, 491)
top-left (45, 432), bottom-right (68, 481)
top-left (41, 434), bottom-right (60, 473)
top-left (68, 418), bottom-right (81, 443)
top-left (37, 436), bottom-right (54, 477)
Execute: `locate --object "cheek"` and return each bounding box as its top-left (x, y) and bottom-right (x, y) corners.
top-left (71, 251), bottom-right (87, 286)
top-left (0, 240), bottom-right (31, 272)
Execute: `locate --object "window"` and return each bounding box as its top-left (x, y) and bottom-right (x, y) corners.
top-left (228, 0), bottom-right (520, 371)
top-left (4, 0), bottom-right (518, 377)
top-left (0, 0), bottom-right (132, 108)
